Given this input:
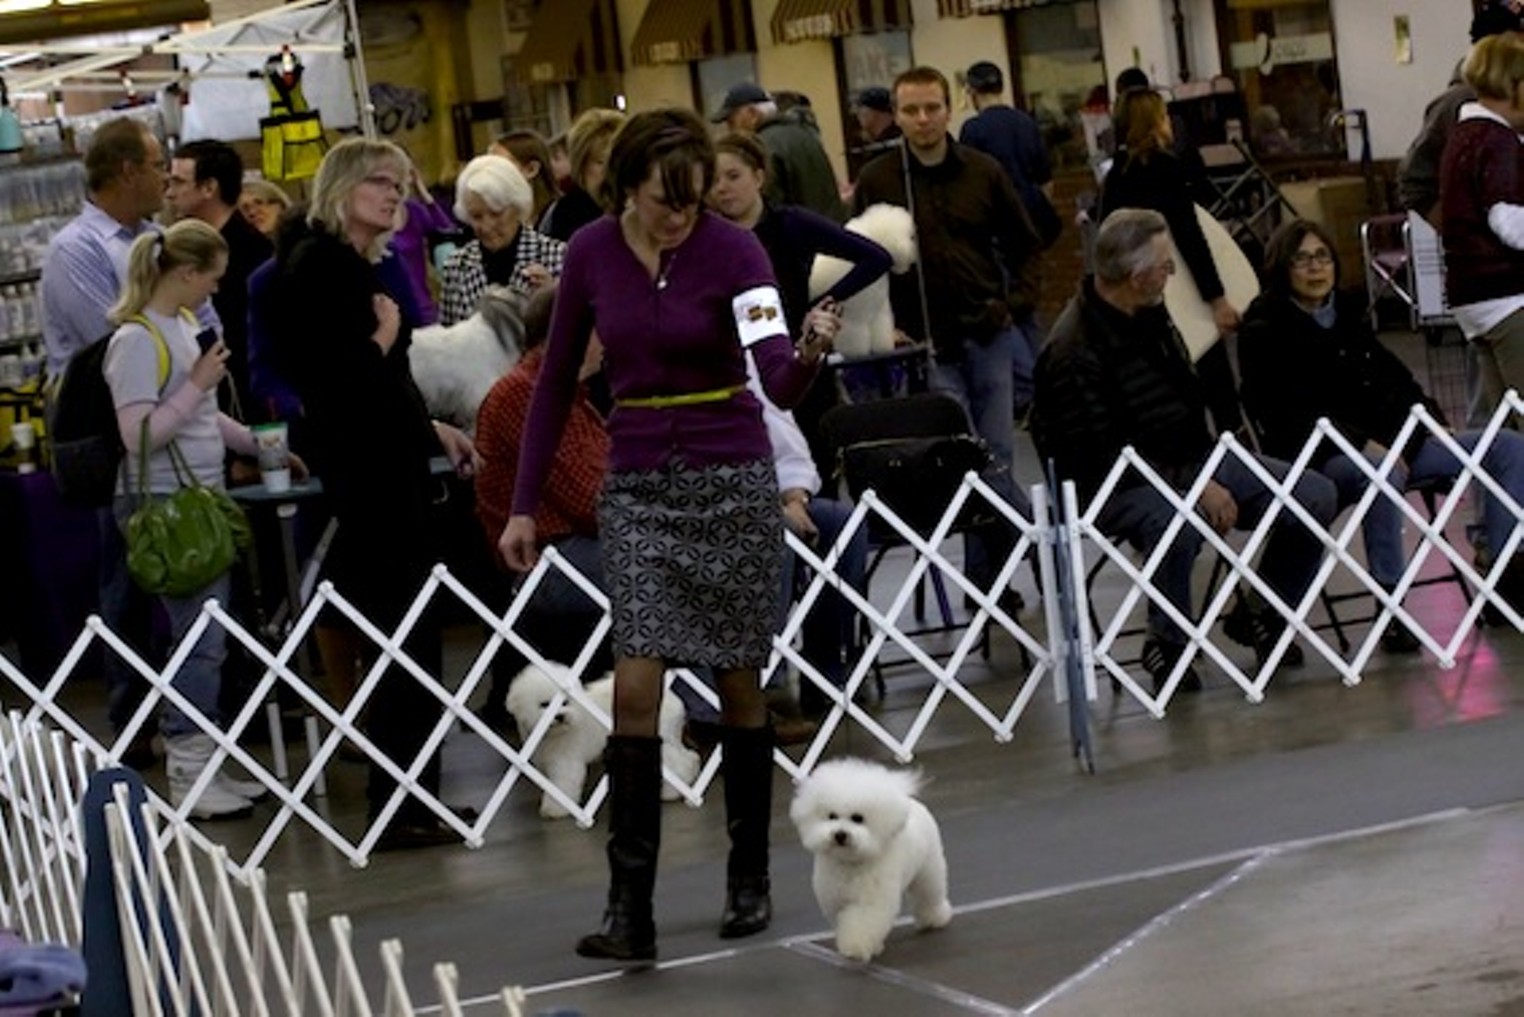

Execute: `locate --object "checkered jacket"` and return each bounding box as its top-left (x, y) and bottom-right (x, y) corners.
top-left (438, 227), bottom-right (567, 325)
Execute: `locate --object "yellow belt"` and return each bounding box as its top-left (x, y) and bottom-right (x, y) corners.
top-left (614, 384), bottom-right (745, 410)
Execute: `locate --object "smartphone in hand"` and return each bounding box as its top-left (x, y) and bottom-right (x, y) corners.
top-left (195, 328), bottom-right (220, 354)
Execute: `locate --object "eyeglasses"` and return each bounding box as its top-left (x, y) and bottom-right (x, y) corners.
top-left (362, 174), bottom-right (405, 194)
top-left (1291, 249), bottom-right (1334, 269)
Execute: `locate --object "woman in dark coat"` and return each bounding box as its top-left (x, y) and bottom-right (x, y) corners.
top-left (267, 137), bottom-right (478, 850)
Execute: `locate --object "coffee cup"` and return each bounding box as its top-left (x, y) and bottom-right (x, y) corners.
top-left (11, 420), bottom-right (35, 474)
top-left (252, 422), bottom-right (291, 493)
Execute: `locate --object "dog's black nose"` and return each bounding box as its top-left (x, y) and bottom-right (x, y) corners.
top-left (833, 830), bottom-right (849, 846)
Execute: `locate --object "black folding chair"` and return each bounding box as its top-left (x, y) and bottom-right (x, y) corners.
top-left (819, 393), bottom-right (1024, 691)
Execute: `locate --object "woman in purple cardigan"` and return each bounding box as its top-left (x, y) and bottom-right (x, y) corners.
top-left (500, 108), bottom-right (841, 962)
top-left (1441, 31), bottom-right (1524, 408)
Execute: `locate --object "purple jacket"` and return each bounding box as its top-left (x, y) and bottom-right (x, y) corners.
top-left (389, 198), bottom-right (459, 326)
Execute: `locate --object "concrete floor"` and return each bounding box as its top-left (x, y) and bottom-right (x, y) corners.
top-left (182, 589), bottom-right (1522, 1017)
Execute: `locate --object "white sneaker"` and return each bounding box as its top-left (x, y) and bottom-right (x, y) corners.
top-left (216, 771), bottom-right (270, 802)
top-left (165, 734), bottom-right (254, 820)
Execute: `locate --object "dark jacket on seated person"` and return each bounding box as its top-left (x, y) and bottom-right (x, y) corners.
top-left (1238, 289), bottom-right (1445, 468)
top-left (1031, 278), bottom-right (1215, 500)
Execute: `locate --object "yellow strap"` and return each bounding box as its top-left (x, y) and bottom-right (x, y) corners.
top-left (127, 308), bottom-right (195, 392)
top-left (614, 384), bottom-right (746, 410)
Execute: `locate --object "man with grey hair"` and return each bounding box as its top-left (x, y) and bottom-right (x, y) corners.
top-left (712, 82), bottom-right (846, 221)
top-left (1032, 208), bottom-right (1337, 692)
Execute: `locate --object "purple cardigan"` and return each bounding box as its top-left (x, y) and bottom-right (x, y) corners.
top-left (512, 212), bottom-right (817, 516)
top-left (389, 198), bottom-right (458, 325)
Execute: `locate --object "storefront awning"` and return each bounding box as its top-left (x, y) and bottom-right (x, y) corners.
top-left (0, 0), bottom-right (209, 45)
top-left (770, 0), bottom-right (911, 46)
top-left (937, 0), bottom-right (1072, 17)
top-left (513, 0), bottom-right (622, 85)
top-left (631, 0), bottom-right (755, 66)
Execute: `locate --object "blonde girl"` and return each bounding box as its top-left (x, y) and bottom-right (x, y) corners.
top-left (104, 218), bottom-right (272, 819)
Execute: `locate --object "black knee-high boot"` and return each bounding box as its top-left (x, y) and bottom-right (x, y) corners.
top-left (719, 724), bottom-right (774, 939)
top-left (576, 735), bottom-right (662, 960)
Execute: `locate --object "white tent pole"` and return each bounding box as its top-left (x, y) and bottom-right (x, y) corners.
top-left (339, 0), bottom-right (373, 138)
top-left (7, 0), bottom-right (335, 92)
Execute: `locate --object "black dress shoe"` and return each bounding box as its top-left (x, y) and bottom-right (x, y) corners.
top-left (374, 820), bottom-right (458, 852)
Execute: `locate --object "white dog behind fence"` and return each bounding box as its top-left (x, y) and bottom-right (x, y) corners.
top-left (505, 663), bottom-right (701, 819)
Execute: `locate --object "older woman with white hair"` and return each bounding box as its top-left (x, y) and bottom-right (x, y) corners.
top-left (439, 154), bottom-right (567, 325)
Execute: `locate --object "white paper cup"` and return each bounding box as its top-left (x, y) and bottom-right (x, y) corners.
top-left (252, 422), bottom-right (291, 493)
top-left (11, 420), bottom-right (35, 474)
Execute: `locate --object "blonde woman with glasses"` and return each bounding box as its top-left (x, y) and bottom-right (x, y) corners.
top-left (263, 137), bottom-right (479, 851)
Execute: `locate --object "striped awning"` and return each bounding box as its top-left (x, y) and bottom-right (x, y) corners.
top-left (937, 0), bottom-right (1064, 17)
top-left (513, 0), bottom-right (623, 85)
top-left (770, 0), bottom-right (911, 46)
top-left (631, 0), bottom-right (756, 67)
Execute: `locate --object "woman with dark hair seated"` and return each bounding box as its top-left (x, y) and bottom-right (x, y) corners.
top-left (1239, 219), bottom-right (1524, 646)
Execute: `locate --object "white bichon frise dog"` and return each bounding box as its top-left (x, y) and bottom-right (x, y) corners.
top-left (410, 285), bottom-right (524, 433)
top-left (807, 203), bottom-right (918, 359)
top-left (504, 664), bottom-right (701, 819)
top-left (790, 757), bottom-right (952, 961)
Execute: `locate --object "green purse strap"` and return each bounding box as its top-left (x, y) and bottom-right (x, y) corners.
top-left (129, 308), bottom-right (209, 498)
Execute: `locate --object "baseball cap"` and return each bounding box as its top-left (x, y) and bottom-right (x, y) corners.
top-left (1472, 0), bottom-right (1524, 41)
top-left (710, 82), bottom-right (771, 123)
top-left (854, 86), bottom-right (893, 113)
top-left (965, 61), bottom-right (1003, 94)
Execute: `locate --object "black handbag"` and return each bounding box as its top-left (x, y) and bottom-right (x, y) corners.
top-left (839, 434), bottom-right (993, 534)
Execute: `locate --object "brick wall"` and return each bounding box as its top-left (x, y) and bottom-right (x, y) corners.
top-left (1035, 167), bottom-right (1100, 326)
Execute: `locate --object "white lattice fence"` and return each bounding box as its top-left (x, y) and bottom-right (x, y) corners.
top-left (0, 713), bottom-right (526, 1016)
top-left (2, 398), bottom-right (1521, 870)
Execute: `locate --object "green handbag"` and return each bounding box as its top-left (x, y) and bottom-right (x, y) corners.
top-left (125, 419), bottom-right (250, 597)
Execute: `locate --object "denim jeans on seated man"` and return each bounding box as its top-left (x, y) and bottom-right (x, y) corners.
top-left (929, 324), bottom-right (1034, 597)
top-left (1096, 453), bottom-right (1337, 651)
top-left (1319, 429), bottom-right (1524, 588)
top-left (779, 497), bottom-right (869, 713)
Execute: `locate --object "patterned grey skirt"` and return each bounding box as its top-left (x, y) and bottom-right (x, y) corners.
top-left (598, 458), bottom-right (781, 668)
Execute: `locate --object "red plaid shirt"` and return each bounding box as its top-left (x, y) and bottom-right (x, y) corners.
top-left (474, 347), bottom-right (608, 561)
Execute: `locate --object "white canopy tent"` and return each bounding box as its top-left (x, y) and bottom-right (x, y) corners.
top-left (0, 0), bottom-right (373, 139)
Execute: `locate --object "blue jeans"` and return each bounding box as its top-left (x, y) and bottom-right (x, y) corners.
top-left (1097, 454), bottom-right (1337, 645)
top-left (1320, 430), bottom-right (1524, 587)
top-left (1010, 315), bottom-right (1043, 418)
top-left (112, 496), bottom-right (226, 739)
top-left (780, 497), bottom-right (869, 688)
top-left (930, 326), bottom-right (1034, 589)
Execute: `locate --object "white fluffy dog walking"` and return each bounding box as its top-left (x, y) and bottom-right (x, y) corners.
top-left (505, 664), bottom-right (700, 819)
top-left (790, 757), bottom-right (952, 961)
top-left (807, 203), bottom-right (918, 359)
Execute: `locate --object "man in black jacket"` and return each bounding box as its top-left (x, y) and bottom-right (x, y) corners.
top-left (854, 65), bottom-right (1042, 614)
top-left (1032, 209), bottom-right (1337, 691)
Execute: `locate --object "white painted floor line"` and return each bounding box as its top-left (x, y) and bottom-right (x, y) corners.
top-left (952, 805), bottom-right (1469, 920)
top-left (1018, 853), bottom-right (1271, 1014)
top-left (441, 805), bottom-right (1474, 1013)
top-left (787, 939), bottom-right (1023, 1016)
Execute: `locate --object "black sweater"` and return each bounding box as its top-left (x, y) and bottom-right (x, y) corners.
top-left (1239, 289), bottom-right (1442, 467)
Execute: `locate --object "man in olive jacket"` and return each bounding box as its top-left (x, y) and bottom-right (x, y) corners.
top-left (713, 82), bottom-right (847, 222)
